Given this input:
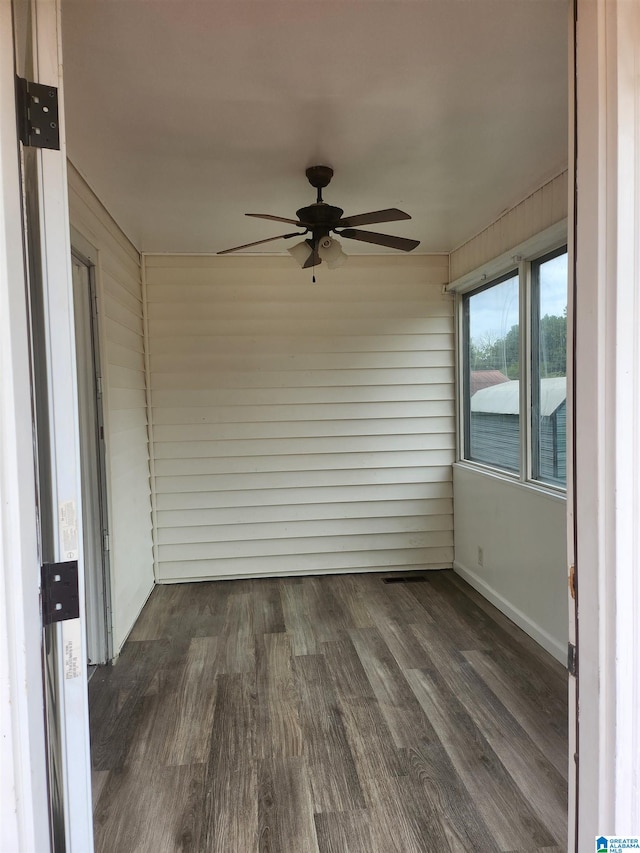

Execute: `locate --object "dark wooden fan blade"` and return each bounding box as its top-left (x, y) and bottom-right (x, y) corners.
top-left (336, 208), bottom-right (411, 228)
top-left (246, 213), bottom-right (308, 227)
top-left (338, 229), bottom-right (420, 252)
top-left (217, 231), bottom-right (305, 254)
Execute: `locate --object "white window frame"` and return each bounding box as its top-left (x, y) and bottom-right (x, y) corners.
top-left (450, 220), bottom-right (568, 495)
top-left (529, 245), bottom-right (569, 488)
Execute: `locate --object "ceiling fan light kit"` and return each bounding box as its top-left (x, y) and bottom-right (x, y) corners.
top-left (287, 239), bottom-right (315, 267)
top-left (218, 165), bottom-right (420, 273)
top-left (318, 236), bottom-right (347, 269)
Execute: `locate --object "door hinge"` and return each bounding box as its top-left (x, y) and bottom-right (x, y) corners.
top-left (16, 77), bottom-right (60, 150)
top-left (41, 561), bottom-right (79, 626)
top-left (96, 376), bottom-right (103, 396)
top-left (568, 642), bottom-right (578, 677)
top-left (102, 531), bottom-right (110, 553)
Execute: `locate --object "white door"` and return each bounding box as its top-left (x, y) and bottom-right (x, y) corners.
top-left (11, 0), bottom-right (94, 849)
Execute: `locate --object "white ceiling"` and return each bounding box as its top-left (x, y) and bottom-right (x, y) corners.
top-left (61, 0), bottom-right (568, 256)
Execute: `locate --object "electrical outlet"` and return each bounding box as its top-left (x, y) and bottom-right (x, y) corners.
top-left (477, 547), bottom-right (484, 567)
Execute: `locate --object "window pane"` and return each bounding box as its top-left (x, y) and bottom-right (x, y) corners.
top-left (532, 250), bottom-right (567, 486)
top-left (465, 272), bottom-right (520, 472)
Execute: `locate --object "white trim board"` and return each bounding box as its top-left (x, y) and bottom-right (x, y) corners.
top-left (156, 563), bottom-right (452, 584)
top-left (447, 219), bottom-right (567, 293)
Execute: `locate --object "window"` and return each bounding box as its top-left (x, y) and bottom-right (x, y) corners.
top-left (463, 271), bottom-right (520, 472)
top-left (460, 245), bottom-right (568, 488)
top-left (531, 249), bottom-right (568, 486)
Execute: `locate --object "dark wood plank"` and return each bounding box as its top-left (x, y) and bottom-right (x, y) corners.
top-left (504, 848), bottom-right (564, 853)
top-left (375, 611), bottom-right (434, 670)
top-left (308, 659), bottom-right (430, 853)
top-left (311, 577), bottom-right (351, 643)
top-left (348, 625), bottom-right (436, 749)
top-left (404, 665), bottom-right (555, 851)
top-left (181, 580), bottom-right (232, 639)
top-left (126, 584), bottom-right (177, 641)
top-left (359, 572), bottom-right (431, 625)
top-left (314, 810), bottom-right (374, 853)
top-left (128, 581), bottom-right (230, 642)
top-left (214, 592), bottom-right (255, 674)
top-left (91, 770), bottom-right (109, 811)
top-left (255, 632), bottom-right (303, 759)
top-left (280, 576), bottom-right (350, 655)
top-left (125, 637), bottom-right (210, 767)
top-left (410, 613), bottom-right (567, 841)
top-left (321, 636), bottom-right (407, 781)
top-left (452, 665), bottom-right (567, 843)
top-left (166, 636), bottom-right (219, 766)
top-left (361, 775), bottom-right (449, 853)
top-left (203, 673), bottom-right (258, 852)
top-left (93, 763), bottom-right (205, 853)
top-left (257, 756), bottom-right (318, 853)
top-left (322, 573), bottom-right (375, 629)
top-left (397, 742), bottom-right (499, 852)
top-left (463, 648), bottom-right (568, 779)
top-left (404, 570), bottom-right (493, 652)
top-left (444, 570), bottom-right (568, 678)
top-left (89, 638), bottom-right (187, 771)
top-left (252, 577), bottom-right (286, 635)
top-left (279, 579), bottom-right (317, 656)
top-left (293, 653), bottom-right (366, 813)
top-left (348, 626), bottom-right (493, 851)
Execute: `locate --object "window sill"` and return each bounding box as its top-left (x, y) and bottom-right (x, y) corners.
top-left (453, 460), bottom-right (567, 502)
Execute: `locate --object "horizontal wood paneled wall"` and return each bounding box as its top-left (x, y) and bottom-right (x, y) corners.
top-left (68, 163), bottom-right (154, 652)
top-left (144, 254), bottom-right (454, 582)
top-left (449, 171), bottom-right (568, 281)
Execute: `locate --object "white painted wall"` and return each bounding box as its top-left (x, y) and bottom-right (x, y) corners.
top-left (450, 173), bottom-right (569, 664)
top-left (453, 465), bottom-right (567, 661)
top-left (67, 164), bottom-right (154, 652)
top-left (145, 253), bottom-right (454, 581)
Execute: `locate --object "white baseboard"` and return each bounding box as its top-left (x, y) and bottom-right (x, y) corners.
top-left (453, 561), bottom-right (566, 663)
top-left (156, 564), bottom-right (452, 584)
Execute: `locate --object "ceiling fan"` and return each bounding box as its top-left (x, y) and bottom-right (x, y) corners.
top-left (218, 165), bottom-right (420, 269)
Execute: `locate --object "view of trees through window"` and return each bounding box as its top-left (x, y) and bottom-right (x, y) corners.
top-left (532, 249), bottom-right (568, 486)
top-left (463, 248), bottom-right (568, 485)
top-left (464, 271), bottom-right (520, 472)
top-left (470, 310), bottom-right (566, 379)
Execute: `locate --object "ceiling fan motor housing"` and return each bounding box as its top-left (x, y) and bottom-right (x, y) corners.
top-left (296, 202), bottom-right (344, 240)
top-left (305, 165), bottom-right (334, 189)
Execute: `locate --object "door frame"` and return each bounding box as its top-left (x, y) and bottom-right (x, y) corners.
top-left (2, 0), bottom-right (640, 848)
top-left (71, 239), bottom-right (114, 665)
top-left (572, 0), bottom-right (640, 845)
top-left (2, 0), bottom-right (94, 849)
top-left (0, 1), bottom-right (50, 847)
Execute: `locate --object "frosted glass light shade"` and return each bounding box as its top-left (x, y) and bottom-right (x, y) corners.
top-left (288, 240), bottom-right (313, 267)
top-left (318, 236), bottom-right (348, 269)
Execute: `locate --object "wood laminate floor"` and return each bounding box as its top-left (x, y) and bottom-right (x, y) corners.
top-left (89, 570), bottom-right (568, 853)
